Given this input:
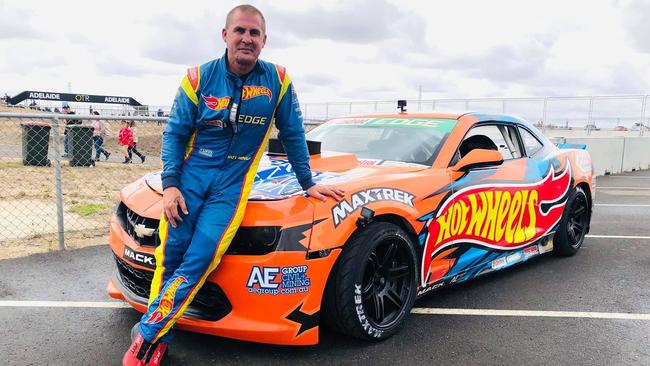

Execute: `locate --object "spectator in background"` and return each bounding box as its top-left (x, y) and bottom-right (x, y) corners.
top-left (62, 104), bottom-right (81, 156)
top-left (156, 108), bottom-right (164, 126)
top-left (118, 120), bottom-right (134, 163)
top-left (92, 111), bottom-right (111, 161)
top-left (128, 121), bottom-right (146, 163)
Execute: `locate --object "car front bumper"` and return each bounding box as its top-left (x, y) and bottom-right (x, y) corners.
top-left (106, 214), bottom-right (341, 346)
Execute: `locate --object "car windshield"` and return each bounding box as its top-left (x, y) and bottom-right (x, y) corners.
top-left (305, 117), bottom-right (457, 165)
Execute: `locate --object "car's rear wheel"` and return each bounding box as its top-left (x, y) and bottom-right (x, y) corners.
top-left (322, 222), bottom-right (417, 341)
top-left (553, 186), bottom-right (590, 256)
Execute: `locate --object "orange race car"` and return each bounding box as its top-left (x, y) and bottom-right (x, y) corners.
top-left (107, 110), bottom-right (594, 345)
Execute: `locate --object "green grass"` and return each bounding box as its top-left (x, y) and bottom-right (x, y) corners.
top-left (68, 203), bottom-right (111, 217)
top-left (0, 161), bottom-right (23, 169)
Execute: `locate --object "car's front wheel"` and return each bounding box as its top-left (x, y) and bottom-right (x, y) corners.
top-left (322, 222), bottom-right (417, 341)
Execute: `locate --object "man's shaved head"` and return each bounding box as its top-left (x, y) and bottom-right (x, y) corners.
top-left (225, 4), bottom-right (266, 33)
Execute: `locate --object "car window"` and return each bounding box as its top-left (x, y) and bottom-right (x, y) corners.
top-left (519, 127), bottom-right (544, 157)
top-left (459, 124), bottom-right (521, 160)
top-left (306, 117), bottom-right (458, 165)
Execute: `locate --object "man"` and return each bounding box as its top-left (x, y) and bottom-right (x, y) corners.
top-left (61, 104), bottom-right (81, 156)
top-left (123, 4), bottom-right (344, 365)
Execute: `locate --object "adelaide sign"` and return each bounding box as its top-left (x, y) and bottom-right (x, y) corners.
top-left (8, 90), bottom-right (143, 106)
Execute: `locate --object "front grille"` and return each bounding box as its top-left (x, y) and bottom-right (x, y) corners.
top-left (116, 202), bottom-right (160, 247)
top-left (114, 255), bottom-right (232, 321)
top-left (115, 254), bottom-right (154, 298)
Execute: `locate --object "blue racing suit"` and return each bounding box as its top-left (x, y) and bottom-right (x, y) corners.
top-left (138, 51), bottom-right (315, 344)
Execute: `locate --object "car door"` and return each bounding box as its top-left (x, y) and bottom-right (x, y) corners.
top-left (434, 122), bottom-right (536, 282)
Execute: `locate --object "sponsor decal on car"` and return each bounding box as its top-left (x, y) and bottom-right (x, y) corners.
top-left (146, 276), bottom-right (187, 324)
top-left (202, 95), bottom-right (231, 111)
top-left (523, 245), bottom-right (540, 258)
top-left (506, 251), bottom-right (523, 264)
top-left (491, 257), bottom-right (507, 270)
top-left (246, 265), bottom-right (311, 295)
top-left (123, 246), bottom-right (155, 269)
top-left (332, 188), bottom-right (415, 227)
top-left (330, 118), bottom-right (371, 125)
top-left (242, 86), bottom-right (272, 101)
top-left (420, 161), bottom-right (571, 286)
top-left (416, 280), bottom-right (445, 296)
top-left (363, 118), bottom-right (457, 130)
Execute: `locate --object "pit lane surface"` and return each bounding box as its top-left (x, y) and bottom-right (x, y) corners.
top-left (1, 171), bottom-right (650, 365)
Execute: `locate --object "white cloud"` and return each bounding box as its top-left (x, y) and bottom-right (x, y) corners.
top-left (0, 0), bottom-right (649, 108)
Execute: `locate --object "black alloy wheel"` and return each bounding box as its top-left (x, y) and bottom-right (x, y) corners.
top-left (321, 222), bottom-right (417, 341)
top-left (554, 186), bottom-right (590, 256)
top-left (566, 192), bottom-right (589, 247)
top-left (361, 239), bottom-right (413, 328)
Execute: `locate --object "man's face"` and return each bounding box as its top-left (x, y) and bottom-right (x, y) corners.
top-left (222, 10), bottom-right (266, 70)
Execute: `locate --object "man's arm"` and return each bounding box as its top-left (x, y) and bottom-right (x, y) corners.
top-left (273, 72), bottom-right (315, 191)
top-left (161, 69), bottom-right (200, 190)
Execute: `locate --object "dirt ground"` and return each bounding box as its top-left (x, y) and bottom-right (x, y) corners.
top-left (0, 158), bottom-right (157, 260)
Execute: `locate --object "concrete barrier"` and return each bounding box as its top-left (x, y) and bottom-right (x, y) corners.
top-left (557, 136), bottom-right (650, 176)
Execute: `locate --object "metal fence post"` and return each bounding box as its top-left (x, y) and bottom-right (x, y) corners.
top-left (640, 95), bottom-right (647, 137)
top-left (325, 103), bottom-right (329, 120)
top-left (51, 117), bottom-right (65, 250)
top-left (587, 97), bottom-right (595, 135)
top-left (542, 97), bottom-right (548, 126)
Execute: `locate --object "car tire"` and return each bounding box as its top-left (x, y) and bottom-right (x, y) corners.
top-left (553, 186), bottom-right (590, 257)
top-left (321, 222), bottom-right (417, 341)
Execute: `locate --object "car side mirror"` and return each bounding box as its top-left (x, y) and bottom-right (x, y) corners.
top-left (451, 149), bottom-right (504, 171)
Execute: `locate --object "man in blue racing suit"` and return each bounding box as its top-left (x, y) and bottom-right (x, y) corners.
top-left (123, 4), bottom-right (344, 365)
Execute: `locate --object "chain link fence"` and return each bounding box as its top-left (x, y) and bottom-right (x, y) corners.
top-left (0, 111), bottom-right (164, 258)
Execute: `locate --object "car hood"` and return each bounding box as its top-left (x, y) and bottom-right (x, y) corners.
top-left (144, 151), bottom-right (429, 200)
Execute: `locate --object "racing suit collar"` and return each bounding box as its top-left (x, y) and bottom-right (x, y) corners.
top-left (222, 50), bottom-right (264, 80)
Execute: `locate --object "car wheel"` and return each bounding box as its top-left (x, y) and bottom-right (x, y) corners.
top-left (553, 186), bottom-right (590, 256)
top-left (322, 222), bottom-right (417, 341)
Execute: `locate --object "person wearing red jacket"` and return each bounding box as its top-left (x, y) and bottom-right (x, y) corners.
top-left (118, 120), bottom-right (134, 164)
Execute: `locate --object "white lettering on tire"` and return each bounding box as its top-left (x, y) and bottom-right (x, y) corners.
top-left (354, 284), bottom-right (383, 338)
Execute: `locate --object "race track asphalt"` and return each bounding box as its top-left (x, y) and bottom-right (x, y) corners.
top-left (1, 170), bottom-right (649, 365)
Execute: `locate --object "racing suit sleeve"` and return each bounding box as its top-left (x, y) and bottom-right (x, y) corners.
top-left (161, 69), bottom-right (200, 190)
top-left (274, 75), bottom-right (315, 191)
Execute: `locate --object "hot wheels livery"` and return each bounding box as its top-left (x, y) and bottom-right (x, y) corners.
top-left (107, 112), bottom-right (594, 345)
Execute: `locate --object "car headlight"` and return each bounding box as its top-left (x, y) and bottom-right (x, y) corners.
top-left (227, 226), bottom-right (281, 255)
